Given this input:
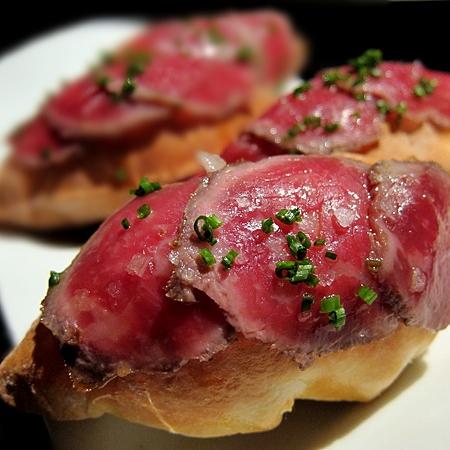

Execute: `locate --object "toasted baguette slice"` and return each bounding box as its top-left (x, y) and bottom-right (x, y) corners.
top-left (339, 123), bottom-right (450, 171)
top-left (0, 88), bottom-right (276, 230)
top-left (0, 321), bottom-right (435, 437)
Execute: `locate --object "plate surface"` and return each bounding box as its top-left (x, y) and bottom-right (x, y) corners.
top-left (0, 18), bottom-right (449, 450)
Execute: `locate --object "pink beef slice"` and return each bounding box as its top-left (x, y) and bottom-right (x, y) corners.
top-left (123, 10), bottom-right (299, 82)
top-left (171, 155), bottom-right (398, 365)
top-left (42, 177), bottom-right (230, 377)
top-left (44, 74), bottom-right (169, 140)
top-left (103, 55), bottom-right (252, 119)
top-left (246, 79), bottom-right (381, 155)
top-left (361, 62), bottom-right (450, 128)
top-left (10, 115), bottom-right (80, 167)
top-left (221, 133), bottom-right (286, 163)
top-left (368, 160), bottom-right (450, 329)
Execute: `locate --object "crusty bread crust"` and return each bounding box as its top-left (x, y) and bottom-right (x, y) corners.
top-left (0, 321), bottom-right (435, 437)
top-left (0, 88), bottom-right (276, 230)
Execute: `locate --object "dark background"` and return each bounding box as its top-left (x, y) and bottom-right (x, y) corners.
top-left (0, 0), bottom-right (448, 448)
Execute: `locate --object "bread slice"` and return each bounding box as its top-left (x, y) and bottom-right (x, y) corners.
top-left (0, 88), bottom-right (276, 230)
top-left (0, 122), bottom-right (447, 437)
top-left (0, 321), bottom-right (434, 437)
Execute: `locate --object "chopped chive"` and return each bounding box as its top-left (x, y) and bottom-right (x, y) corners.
top-left (353, 92), bottom-right (367, 102)
top-left (261, 217), bottom-right (274, 233)
top-left (320, 294), bottom-right (341, 313)
top-left (351, 110), bottom-right (361, 119)
top-left (293, 81), bottom-right (312, 96)
top-left (126, 61), bottom-right (146, 78)
top-left (357, 285), bottom-right (378, 305)
top-left (366, 257), bottom-right (382, 272)
top-left (207, 27), bottom-right (225, 44)
top-left (194, 215), bottom-right (223, 245)
top-left (301, 293), bottom-right (314, 312)
top-left (95, 74), bottom-right (110, 89)
top-left (275, 259), bottom-right (318, 286)
top-left (286, 122), bottom-right (306, 138)
top-left (129, 177), bottom-right (161, 196)
top-left (314, 238), bottom-right (326, 246)
top-left (306, 273), bottom-right (320, 287)
top-left (286, 234), bottom-right (307, 260)
top-left (322, 69), bottom-right (348, 86)
top-left (236, 46), bottom-right (254, 62)
top-left (329, 306), bottom-right (346, 329)
top-left (413, 77), bottom-right (437, 98)
top-left (303, 115), bottom-right (322, 128)
top-left (48, 271), bottom-right (61, 288)
top-left (325, 250), bottom-right (337, 260)
top-left (324, 123), bottom-right (340, 133)
top-left (376, 99), bottom-right (391, 115)
top-left (221, 249), bottom-right (238, 269)
top-left (137, 204), bottom-right (151, 219)
top-left (199, 248), bottom-right (216, 266)
top-left (395, 101), bottom-right (408, 116)
top-left (349, 49), bottom-right (383, 73)
top-left (121, 218), bottom-right (131, 229)
top-left (275, 207), bottom-right (302, 224)
top-left (121, 77), bottom-right (136, 96)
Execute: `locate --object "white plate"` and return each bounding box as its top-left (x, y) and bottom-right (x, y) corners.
top-left (0, 18), bottom-right (449, 450)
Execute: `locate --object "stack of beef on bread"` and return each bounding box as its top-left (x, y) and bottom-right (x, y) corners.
top-left (0, 49), bottom-right (449, 438)
top-left (0, 10), bottom-right (305, 229)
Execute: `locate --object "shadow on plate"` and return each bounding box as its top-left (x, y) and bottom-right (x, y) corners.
top-left (48, 357), bottom-right (427, 450)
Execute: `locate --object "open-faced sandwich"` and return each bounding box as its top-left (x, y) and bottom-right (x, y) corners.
top-left (0, 9), bottom-right (305, 229)
top-left (0, 50), bottom-right (449, 437)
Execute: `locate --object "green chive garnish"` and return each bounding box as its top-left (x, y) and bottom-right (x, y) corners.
top-left (329, 307), bottom-right (346, 330)
top-left (194, 215), bottom-right (223, 245)
top-left (95, 74), bottom-right (110, 89)
top-left (322, 69), bottom-right (348, 86)
top-left (395, 101), bottom-right (408, 116)
top-left (413, 77), bottom-right (437, 98)
top-left (199, 248), bottom-right (216, 266)
top-left (129, 177), bottom-right (161, 196)
top-left (221, 249), bottom-right (238, 269)
top-left (207, 27), bottom-right (225, 44)
top-left (286, 123), bottom-right (306, 138)
top-left (324, 123), bottom-right (340, 133)
top-left (121, 218), bottom-right (130, 229)
top-left (275, 207), bottom-right (302, 224)
top-left (286, 232), bottom-right (311, 259)
top-left (137, 204), bottom-right (151, 219)
top-left (354, 92), bottom-right (367, 102)
top-left (275, 259), bottom-right (318, 286)
top-left (320, 294), bottom-right (341, 313)
top-left (293, 81), bottom-right (312, 96)
top-left (376, 99), bottom-right (391, 115)
top-left (261, 217), bottom-right (274, 233)
top-left (349, 49), bottom-right (383, 74)
top-left (314, 238), bottom-right (325, 246)
top-left (48, 271), bottom-right (61, 288)
top-left (236, 46), bottom-right (254, 62)
top-left (121, 77), bottom-right (135, 96)
top-left (357, 285), bottom-right (378, 305)
top-left (325, 250), bottom-right (337, 260)
top-left (303, 115), bottom-right (322, 128)
top-left (301, 293), bottom-right (314, 312)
